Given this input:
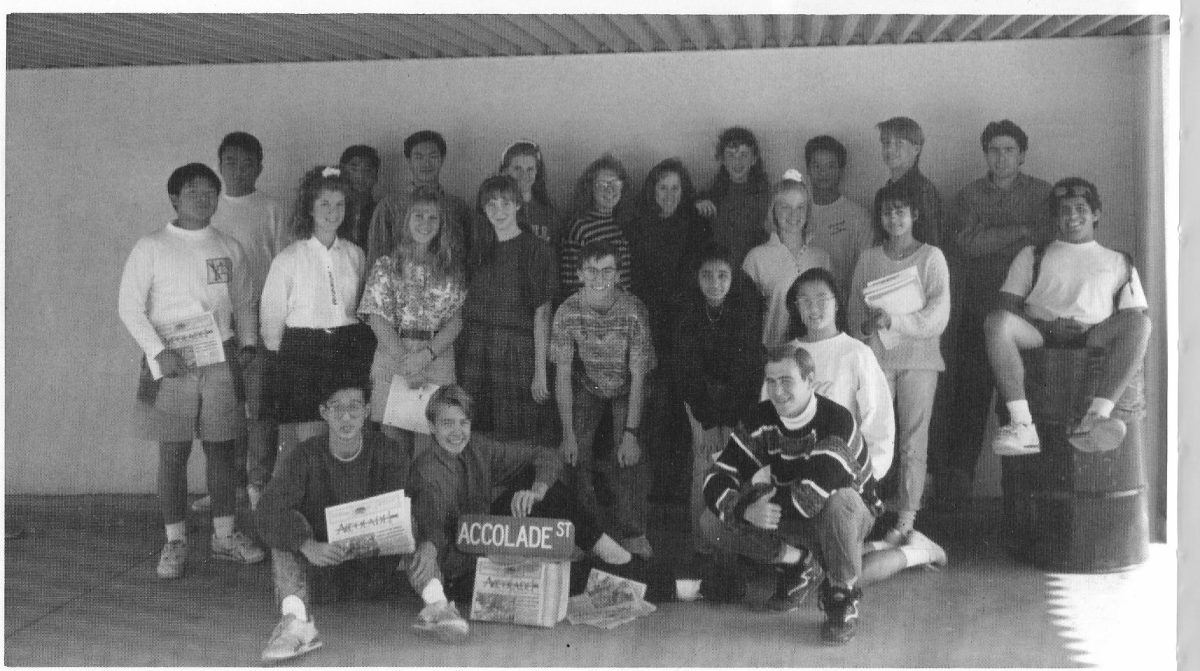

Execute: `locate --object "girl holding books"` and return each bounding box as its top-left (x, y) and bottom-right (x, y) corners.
top-left (848, 181), bottom-right (950, 544)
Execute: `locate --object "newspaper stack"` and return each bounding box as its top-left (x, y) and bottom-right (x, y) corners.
top-left (469, 556), bottom-right (570, 628)
top-left (567, 568), bottom-right (657, 629)
top-left (323, 490), bottom-right (414, 559)
top-left (862, 266), bottom-right (925, 350)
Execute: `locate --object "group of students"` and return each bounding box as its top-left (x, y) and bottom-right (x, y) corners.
top-left (116, 117), bottom-right (1150, 656)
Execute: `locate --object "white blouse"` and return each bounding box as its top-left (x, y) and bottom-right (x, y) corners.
top-left (259, 236), bottom-right (366, 350)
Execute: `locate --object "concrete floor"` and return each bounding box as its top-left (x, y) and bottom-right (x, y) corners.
top-left (3, 494), bottom-right (1175, 667)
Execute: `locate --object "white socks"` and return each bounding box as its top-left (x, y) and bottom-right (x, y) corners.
top-left (281, 595), bottom-right (308, 622)
top-left (863, 540), bottom-right (892, 553)
top-left (1006, 400), bottom-right (1033, 425)
top-left (164, 522), bottom-right (187, 543)
top-left (421, 579), bottom-right (448, 606)
top-left (212, 515), bottom-right (235, 539)
top-left (1088, 397), bottom-right (1115, 418)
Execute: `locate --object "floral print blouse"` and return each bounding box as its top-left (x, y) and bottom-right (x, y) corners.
top-left (357, 255), bottom-right (466, 332)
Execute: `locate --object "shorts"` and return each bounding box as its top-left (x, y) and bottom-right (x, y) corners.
top-left (134, 340), bottom-right (245, 442)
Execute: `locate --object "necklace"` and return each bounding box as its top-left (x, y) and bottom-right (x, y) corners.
top-left (884, 240), bottom-right (920, 260)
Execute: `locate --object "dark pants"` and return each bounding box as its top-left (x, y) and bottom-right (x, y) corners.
top-left (567, 377), bottom-right (650, 541)
top-left (947, 309), bottom-right (994, 480)
top-left (698, 489), bottom-right (876, 587)
top-left (158, 439), bottom-right (238, 525)
top-left (272, 549), bottom-right (403, 605)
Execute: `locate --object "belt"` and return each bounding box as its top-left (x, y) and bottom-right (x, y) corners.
top-left (396, 329), bottom-right (436, 341)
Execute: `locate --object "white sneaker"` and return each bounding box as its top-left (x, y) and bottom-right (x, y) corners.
top-left (414, 601), bottom-right (469, 643)
top-left (905, 530), bottom-right (948, 569)
top-left (1069, 413), bottom-right (1126, 453)
top-left (156, 539), bottom-right (188, 579)
top-left (992, 422), bottom-right (1041, 456)
top-left (211, 531), bottom-right (266, 564)
top-left (261, 614), bottom-right (322, 662)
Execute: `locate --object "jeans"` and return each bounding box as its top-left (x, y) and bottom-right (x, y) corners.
top-left (158, 439), bottom-right (238, 524)
top-left (683, 403), bottom-right (732, 553)
top-left (567, 378), bottom-right (650, 541)
top-left (698, 488), bottom-right (876, 587)
top-left (882, 368), bottom-right (938, 513)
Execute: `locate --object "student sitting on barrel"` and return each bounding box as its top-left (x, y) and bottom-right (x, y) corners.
top-left (984, 177), bottom-right (1151, 456)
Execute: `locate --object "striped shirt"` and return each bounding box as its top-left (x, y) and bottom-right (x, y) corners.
top-left (558, 210), bottom-right (632, 299)
top-left (549, 289), bottom-right (656, 399)
top-left (703, 395), bottom-right (876, 521)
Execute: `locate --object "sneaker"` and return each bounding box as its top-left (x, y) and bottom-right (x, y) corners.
top-left (766, 550), bottom-right (823, 612)
top-left (261, 614), bottom-right (322, 662)
top-left (413, 601), bottom-right (469, 643)
top-left (905, 530), bottom-right (949, 569)
top-left (1069, 413), bottom-right (1126, 453)
top-left (818, 580), bottom-right (862, 645)
top-left (157, 539), bottom-right (188, 579)
top-left (992, 422), bottom-right (1041, 456)
top-left (211, 531), bottom-right (266, 564)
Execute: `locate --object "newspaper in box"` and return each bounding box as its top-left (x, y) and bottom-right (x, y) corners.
top-left (323, 490), bottom-right (414, 559)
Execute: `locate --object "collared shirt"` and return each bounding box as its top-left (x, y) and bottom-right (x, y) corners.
top-left (259, 236), bottom-right (366, 351)
top-left (951, 172), bottom-right (1053, 310)
top-left (550, 289), bottom-right (656, 398)
top-left (411, 435), bottom-right (562, 552)
top-left (741, 233), bottom-right (832, 348)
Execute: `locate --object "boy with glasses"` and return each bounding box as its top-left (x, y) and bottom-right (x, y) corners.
top-left (551, 241), bottom-right (656, 558)
top-left (255, 371), bottom-right (427, 661)
top-left (985, 177), bottom-right (1151, 455)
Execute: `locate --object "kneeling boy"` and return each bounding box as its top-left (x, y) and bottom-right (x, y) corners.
top-left (699, 344), bottom-right (945, 645)
top-left (255, 371), bottom-right (425, 661)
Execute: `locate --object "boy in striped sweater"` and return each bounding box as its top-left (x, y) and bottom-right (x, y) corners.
top-left (699, 343), bottom-right (944, 644)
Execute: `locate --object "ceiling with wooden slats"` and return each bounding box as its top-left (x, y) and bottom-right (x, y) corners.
top-left (6, 13), bottom-right (1171, 71)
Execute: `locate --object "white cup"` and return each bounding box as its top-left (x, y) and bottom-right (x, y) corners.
top-left (675, 578), bottom-right (702, 601)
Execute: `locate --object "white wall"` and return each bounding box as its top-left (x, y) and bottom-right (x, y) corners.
top-left (5, 36), bottom-right (1168, 524)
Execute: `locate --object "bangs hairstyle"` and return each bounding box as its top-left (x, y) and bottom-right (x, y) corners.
top-left (873, 180), bottom-right (921, 240)
top-left (218, 131), bottom-right (263, 163)
top-left (404, 130), bottom-right (447, 158)
top-left (980, 120), bottom-right (1028, 153)
top-left (469, 174), bottom-right (523, 269)
top-left (578, 239), bottom-right (619, 270)
top-left (637, 157), bottom-right (697, 217)
top-left (167, 163), bottom-right (221, 197)
top-left (876, 116), bottom-right (925, 147)
top-left (764, 173), bottom-right (813, 240)
top-left (693, 240), bottom-right (735, 275)
top-left (571, 153), bottom-right (633, 219)
top-left (765, 342), bottom-right (816, 380)
top-left (425, 384), bottom-right (474, 424)
top-left (499, 141), bottom-right (550, 206)
top-left (291, 166), bottom-right (353, 240)
top-left (394, 184), bottom-right (464, 280)
top-left (710, 126), bottom-right (769, 198)
top-left (785, 267), bottom-right (848, 339)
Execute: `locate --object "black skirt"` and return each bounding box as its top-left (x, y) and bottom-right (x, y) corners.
top-left (263, 323), bottom-right (376, 423)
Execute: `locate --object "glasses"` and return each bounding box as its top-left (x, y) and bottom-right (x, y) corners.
top-left (582, 267), bottom-right (618, 278)
top-left (1053, 184), bottom-right (1094, 199)
top-left (594, 179), bottom-right (623, 192)
top-left (325, 401), bottom-right (367, 418)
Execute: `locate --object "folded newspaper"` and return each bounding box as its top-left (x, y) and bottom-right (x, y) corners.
top-left (323, 490), bottom-right (414, 559)
top-left (567, 568), bottom-right (657, 629)
top-left (148, 310), bottom-right (226, 379)
top-left (469, 556), bottom-right (570, 628)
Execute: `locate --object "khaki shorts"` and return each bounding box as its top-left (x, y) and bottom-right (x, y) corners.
top-left (134, 348), bottom-right (245, 442)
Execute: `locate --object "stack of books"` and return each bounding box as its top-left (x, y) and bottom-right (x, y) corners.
top-left (862, 266), bottom-right (925, 349)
